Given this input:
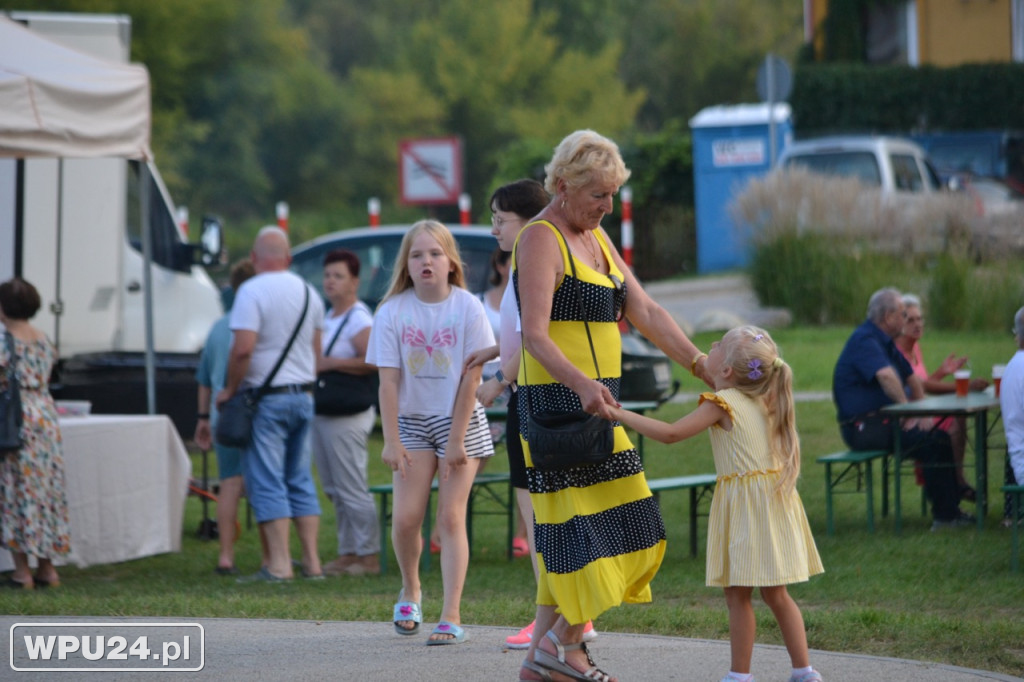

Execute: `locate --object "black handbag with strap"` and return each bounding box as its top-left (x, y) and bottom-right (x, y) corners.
top-left (314, 307), bottom-right (379, 416)
top-left (517, 225), bottom-right (615, 472)
top-left (0, 331), bottom-right (24, 453)
top-left (216, 286), bottom-right (310, 448)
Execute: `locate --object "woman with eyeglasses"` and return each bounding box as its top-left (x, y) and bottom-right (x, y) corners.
top-left (894, 293), bottom-right (988, 503)
top-left (514, 130), bottom-right (710, 682)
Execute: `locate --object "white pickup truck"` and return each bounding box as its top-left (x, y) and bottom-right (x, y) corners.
top-left (776, 135), bottom-right (942, 194)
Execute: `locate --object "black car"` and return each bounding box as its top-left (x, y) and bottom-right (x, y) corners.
top-left (291, 225), bottom-right (675, 404)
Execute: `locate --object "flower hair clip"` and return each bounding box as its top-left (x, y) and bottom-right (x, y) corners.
top-left (747, 359), bottom-right (763, 380)
top-left (752, 333), bottom-right (764, 342)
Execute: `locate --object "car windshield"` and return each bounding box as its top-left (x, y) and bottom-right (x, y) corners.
top-left (292, 231), bottom-right (495, 310)
top-left (784, 150), bottom-right (883, 187)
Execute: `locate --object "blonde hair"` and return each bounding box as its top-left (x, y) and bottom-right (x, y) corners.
top-left (543, 129), bottom-right (631, 194)
top-left (720, 325), bottom-right (800, 494)
top-left (381, 220), bottom-right (466, 302)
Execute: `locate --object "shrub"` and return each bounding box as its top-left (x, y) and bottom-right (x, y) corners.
top-left (927, 254), bottom-right (969, 330)
top-left (749, 230), bottom-right (899, 325)
top-left (733, 169), bottom-right (1024, 330)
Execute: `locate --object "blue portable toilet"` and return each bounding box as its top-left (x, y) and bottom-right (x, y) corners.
top-left (689, 103), bottom-right (792, 273)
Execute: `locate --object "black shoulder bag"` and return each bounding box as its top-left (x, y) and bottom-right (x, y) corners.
top-left (0, 332), bottom-right (24, 453)
top-left (216, 285), bottom-right (310, 448)
top-left (518, 226), bottom-right (615, 472)
top-left (314, 307), bottom-right (379, 416)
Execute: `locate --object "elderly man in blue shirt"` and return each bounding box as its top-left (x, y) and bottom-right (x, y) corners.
top-left (833, 287), bottom-right (971, 531)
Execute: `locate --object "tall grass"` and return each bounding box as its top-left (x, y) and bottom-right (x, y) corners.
top-left (733, 168), bottom-right (1024, 330)
top-left (1, 327), bottom-right (1022, 675)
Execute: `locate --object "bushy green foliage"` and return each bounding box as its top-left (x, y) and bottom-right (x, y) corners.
top-left (964, 267), bottom-right (1024, 333)
top-left (735, 169), bottom-right (1024, 331)
top-left (620, 122), bottom-right (697, 277)
top-left (750, 231), bottom-right (894, 325)
top-left (750, 232), bottom-right (1023, 331)
top-left (792, 62), bottom-right (1024, 134)
top-left (927, 254), bottom-right (970, 330)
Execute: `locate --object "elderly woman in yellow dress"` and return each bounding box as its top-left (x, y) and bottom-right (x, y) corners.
top-left (515, 130), bottom-right (709, 682)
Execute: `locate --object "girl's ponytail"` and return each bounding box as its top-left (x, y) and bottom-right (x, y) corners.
top-left (723, 326), bottom-right (800, 494)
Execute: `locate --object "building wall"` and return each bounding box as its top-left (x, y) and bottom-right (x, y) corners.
top-left (806, 0), bottom-right (1016, 65)
top-left (917, 0), bottom-right (1012, 65)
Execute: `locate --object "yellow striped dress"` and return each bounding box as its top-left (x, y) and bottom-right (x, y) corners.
top-left (514, 220), bottom-right (666, 625)
top-left (700, 389), bottom-right (824, 587)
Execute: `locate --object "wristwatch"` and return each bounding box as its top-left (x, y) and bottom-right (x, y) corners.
top-left (494, 369), bottom-right (511, 386)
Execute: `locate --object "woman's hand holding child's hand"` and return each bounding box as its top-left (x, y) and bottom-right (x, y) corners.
top-left (596, 402), bottom-right (620, 421)
top-left (475, 379), bottom-right (504, 407)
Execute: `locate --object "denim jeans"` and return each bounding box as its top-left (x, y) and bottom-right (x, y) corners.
top-left (242, 391), bottom-right (320, 523)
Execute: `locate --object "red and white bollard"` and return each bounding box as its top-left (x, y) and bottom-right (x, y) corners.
top-left (368, 197), bottom-right (381, 227)
top-left (620, 186), bottom-right (633, 268)
top-left (176, 206), bottom-right (189, 239)
top-left (458, 193), bottom-right (471, 225)
top-left (276, 201), bottom-right (289, 232)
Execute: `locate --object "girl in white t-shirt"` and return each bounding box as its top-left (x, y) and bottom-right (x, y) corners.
top-left (366, 220), bottom-right (495, 646)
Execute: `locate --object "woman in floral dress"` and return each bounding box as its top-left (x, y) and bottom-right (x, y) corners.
top-left (0, 277), bottom-right (70, 588)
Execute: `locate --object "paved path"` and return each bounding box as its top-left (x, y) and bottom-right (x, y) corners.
top-left (4, 617), bottom-right (1020, 681)
top-left (645, 274), bottom-right (792, 333)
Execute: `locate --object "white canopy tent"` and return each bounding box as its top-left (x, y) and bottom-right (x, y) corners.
top-left (0, 14), bottom-right (159, 412)
top-left (0, 15), bottom-right (150, 159)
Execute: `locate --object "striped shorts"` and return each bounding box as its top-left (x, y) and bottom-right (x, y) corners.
top-left (397, 404), bottom-right (494, 459)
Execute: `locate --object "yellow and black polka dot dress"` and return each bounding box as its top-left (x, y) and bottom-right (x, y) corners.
top-left (514, 220), bottom-right (666, 625)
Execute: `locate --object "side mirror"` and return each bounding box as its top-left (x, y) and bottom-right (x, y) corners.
top-left (199, 215), bottom-right (224, 266)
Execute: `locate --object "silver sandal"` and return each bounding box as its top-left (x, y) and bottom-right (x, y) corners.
top-left (521, 659), bottom-right (555, 681)
top-left (533, 630), bottom-right (613, 682)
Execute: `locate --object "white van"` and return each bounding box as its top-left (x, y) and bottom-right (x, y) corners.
top-left (776, 135), bottom-right (942, 194)
top-left (0, 12), bottom-right (224, 436)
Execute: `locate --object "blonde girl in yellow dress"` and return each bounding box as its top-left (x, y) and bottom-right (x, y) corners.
top-left (603, 326), bottom-right (824, 682)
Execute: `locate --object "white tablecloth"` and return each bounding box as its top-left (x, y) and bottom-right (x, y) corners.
top-left (0, 414), bottom-right (191, 570)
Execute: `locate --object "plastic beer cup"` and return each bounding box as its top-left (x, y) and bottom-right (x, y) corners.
top-left (993, 364), bottom-right (1006, 398)
top-left (954, 369), bottom-right (971, 397)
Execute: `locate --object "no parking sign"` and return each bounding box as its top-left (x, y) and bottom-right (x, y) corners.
top-left (399, 137), bottom-right (463, 205)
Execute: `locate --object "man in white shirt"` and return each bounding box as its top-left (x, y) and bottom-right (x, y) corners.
top-left (219, 226), bottom-right (325, 582)
top-left (1001, 306), bottom-right (1024, 491)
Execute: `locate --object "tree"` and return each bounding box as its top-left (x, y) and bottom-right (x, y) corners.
top-left (297, 0), bottom-right (644, 214)
top-left (620, 0), bottom-right (804, 130)
top-left (5, 0), bottom-right (347, 219)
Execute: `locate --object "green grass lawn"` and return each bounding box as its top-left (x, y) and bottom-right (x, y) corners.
top-left (2, 326), bottom-right (1022, 675)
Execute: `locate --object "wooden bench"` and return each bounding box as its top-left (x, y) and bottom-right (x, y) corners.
top-left (369, 472), bottom-right (513, 575)
top-left (1002, 484), bottom-right (1024, 572)
top-left (817, 450), bottom-right (889, 535)
top-left (647, 474), bottom-right (718, 557)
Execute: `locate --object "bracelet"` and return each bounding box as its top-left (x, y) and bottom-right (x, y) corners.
top-left (690, 353), bottom-right (707, 376)
top-left (196, 413), bottom-right (210, 420)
